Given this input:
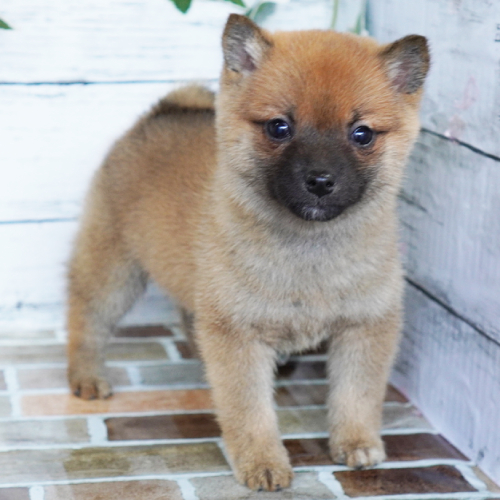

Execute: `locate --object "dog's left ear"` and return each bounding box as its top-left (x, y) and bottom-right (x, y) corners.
top-left (222, 14), bottom-right (273, 75)
top-left (380, 35), bottom-right (430, 94)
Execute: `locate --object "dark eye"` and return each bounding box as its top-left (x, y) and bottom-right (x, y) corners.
top-left (351, 125), bottom-right (374, 146)
top-left (265, 118), bottom-right (293, 141)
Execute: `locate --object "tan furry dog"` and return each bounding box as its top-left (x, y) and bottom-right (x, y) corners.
top-left (67, 14), bottom-right (429, 491)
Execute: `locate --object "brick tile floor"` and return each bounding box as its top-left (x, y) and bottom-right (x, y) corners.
top-left (0, 320), bottom-right (498, 499)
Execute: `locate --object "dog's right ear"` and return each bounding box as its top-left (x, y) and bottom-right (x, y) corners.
top-left (222, 14), bottom-right (272, 75)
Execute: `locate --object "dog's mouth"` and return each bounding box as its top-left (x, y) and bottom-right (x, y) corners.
top-left (297, 204), bottom-right (344, 222)
top-left (286, 200), bottom-right (348, 222)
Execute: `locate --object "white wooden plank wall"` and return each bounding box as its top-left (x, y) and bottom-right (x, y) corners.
top-left (1, 0), bottom-right (499, 484)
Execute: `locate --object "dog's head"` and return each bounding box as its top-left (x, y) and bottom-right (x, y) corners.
top-left (216, 15), bottom-right (430, 223)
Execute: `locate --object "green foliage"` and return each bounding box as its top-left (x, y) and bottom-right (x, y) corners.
top-left (349, 0), bottom-right (366, 35)
top-left (226, 0), bottom-right (246, 7)
top-left (245, 1), bottom-right (275, 23)
top-left (170, 0), bottom-right (192, 14)
top-left (0, 18), bottom-right (12, 29)
top-left (170, 0), bottom-right (246, 14)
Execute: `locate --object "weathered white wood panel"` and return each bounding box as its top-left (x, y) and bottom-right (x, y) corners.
top-left (400, 132), bottom-right (500, 344)
top-left (0, 0), bottom-right (334, 84)
top-left (369, 0), bottom-right (500, 157)
top-left (0, 221), bottom-right (74, 328)
top-left (393, 284), bottom-right (500, 484)
top-left (0, 219), bottom-right (177, 329)
top-left (0, 83), bottom-right (181, 222)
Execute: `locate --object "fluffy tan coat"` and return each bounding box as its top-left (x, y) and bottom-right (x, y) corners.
top-left (67, 15), bottom-right (429, 491)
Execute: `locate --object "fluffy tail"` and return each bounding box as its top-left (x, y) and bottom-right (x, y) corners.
top-left (149, 85), bottom-right (215, 118)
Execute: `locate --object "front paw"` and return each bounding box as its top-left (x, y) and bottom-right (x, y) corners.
top-left (68, 370), bottom-right (112, 400)
top-left (234, 449), bottom-right (294, 491)
top-left (330, 436), bottom-right (386, 469)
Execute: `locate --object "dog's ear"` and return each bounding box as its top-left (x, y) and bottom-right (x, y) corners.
top-left (222, 14), bottom-right (272, 75)
top-left (380, 35), bottom-right (430, 94)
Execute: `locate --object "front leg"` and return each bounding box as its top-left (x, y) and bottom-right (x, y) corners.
top-left (327, 310), bottom-right (401, 468)
top-left (196, 317), bottom-right (293, 491)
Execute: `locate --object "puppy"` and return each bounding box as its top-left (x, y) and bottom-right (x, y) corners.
top-left (67, 14), bottom-right (429, 491)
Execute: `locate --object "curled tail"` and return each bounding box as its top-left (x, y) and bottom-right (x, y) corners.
top-left (149, 85), bottom-right (215, 118)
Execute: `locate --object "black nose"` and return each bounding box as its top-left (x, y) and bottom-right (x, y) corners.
top-left (305, 172), bottom-right (334, 198)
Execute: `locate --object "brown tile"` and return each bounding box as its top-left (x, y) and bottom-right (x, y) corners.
top-left (285, 438), bottom-right (331, 466)
top-left (277, 361), bottom-right (326, 381)
top-left (115, 324), bottom-right (173, 338)
top-left (44, 480), bottom-right (183, 500)
top-left (106, 412), bottom-right (220, 441)
top-left (0, 419), bottom-right (89, 446)
top-left (275, 384), bottom-right (328, 406)
top-left (175, 340), bottom-right (199, 359)
top-left (0, 489), bottom-right (30, 500)
top-left (386, 384), bottom-right (408, 402)
top-left (0, 397), bottom-right (11, 417)
top-left (385, 433), bottom-right (468, 462)
top-left (192, 472), bottom-right (336, 499)
top-left (22, 389), bottom-right (212, 416)
top-left (0, 443), bottom-right (229, 483)
top-left (335, 465), bottom-right (477, 496)
top-left (284, 433), bottom-right (467, 467)
top-left (0, 343), bottom-right (166, 364)
top-left (17, 367), bottom-right (130, 390)
top-left (139, 363), bottom-right (205, 386)
top-left (0, 371), bottom-right (6, 390)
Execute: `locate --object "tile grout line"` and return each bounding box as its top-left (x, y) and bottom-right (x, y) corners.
top-left (318, 470), bottom-right (347, 499)
top-left (160, 338), bottom-right (183, 362)
top-left (29, 485), bottom-right (45, 500)
top-left (176, 478), bottom-right (200, 500)
top-left (454, 463), bottom-right (489, 492)
top-left (87, 416), bottom-right (109, 445)
top-left (381, 428), bottom-right (438, 436)
top-left (126, 365), bottom-right (143, 387)
top-left (167, 325), bottom-right (188, 340)
top-left (4, 367), bottom-right (22, 417)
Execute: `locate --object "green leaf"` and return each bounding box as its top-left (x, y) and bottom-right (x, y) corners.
top-left (245, 1), bottom-right (275, 24)
top-left (348, 0), bottom-right (368, 35)
top-left (170, 0), bottom-right (192, 14)
top-left (224, 0), bottom-right (246, 7)
top-left (330, 0), bottom-right (339, 30)
top-left (0, 18), bottom-right (12, 29)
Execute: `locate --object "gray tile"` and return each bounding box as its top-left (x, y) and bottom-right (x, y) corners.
top-left (0, 443), bottom-right (229, 483)
top-left (0, 419), bottom-right (89, 446)
top-left (192, 472), bottom-right (336, 499)
top-left (0, 396), bottom-right (11, 417)
top-left (139, 363), bottom-right (205, 386)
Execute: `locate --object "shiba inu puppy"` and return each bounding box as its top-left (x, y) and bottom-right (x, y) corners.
top-left (67, 14), bottom-right (429, 491)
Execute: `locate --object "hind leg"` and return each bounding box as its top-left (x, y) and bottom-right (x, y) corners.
top-left (67, 217), bottom-right (147, 399)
